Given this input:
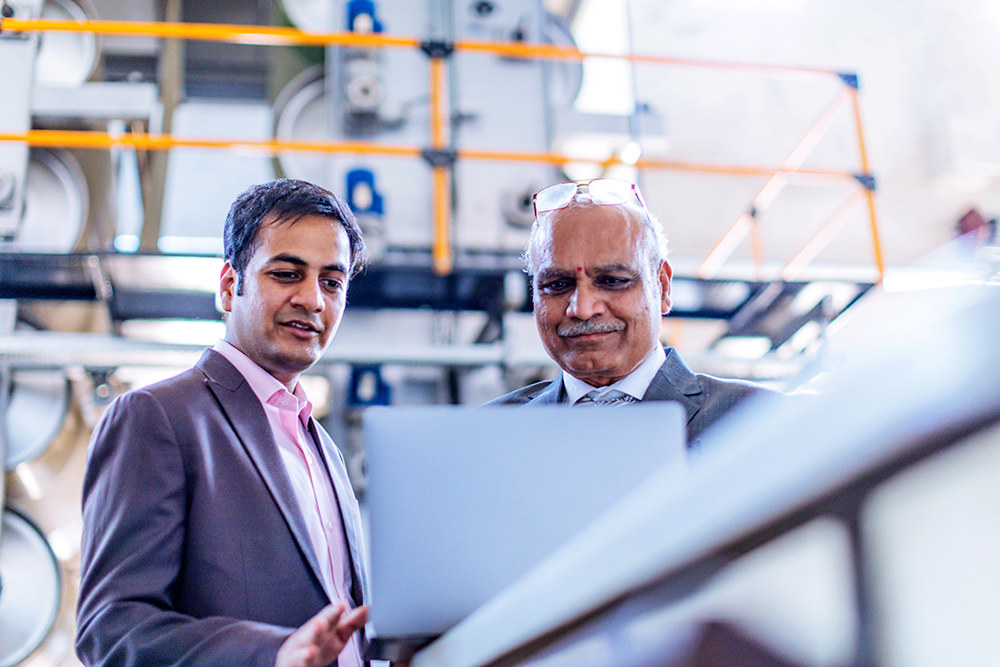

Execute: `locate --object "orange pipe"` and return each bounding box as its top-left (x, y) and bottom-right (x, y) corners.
top-left (428, 57), bottom-right (452, 275)
top-left (0, 17), bottom-right (421, 48)
top-left (696, 88), bottom-right (855, 278)
top-left (430, 58), bottom-right (447, 149)
top-left (633, 158), bottom-right (854, 180)
top-left (696, 212), bottom-right (755, 279)
top-left (862, 188), bottom-right (884, 282)
top-left (850, 88), bottom-right (885, 282)
top-left (432, 167), bottom-right (452, 275)
top-left (0, 130), bottom-right (862, 184)
top-left (753, 87), bottom-right (852, 210)
top-left (0, 129), bottom-right (425, 157)
top-left (460, 148), bottom-right (857, 179)
top-left (1, 16), bottom-right (881, 282)
top-left (456, 37), bottom-right (840, 75)
top-left (458, 148), bottom-right (574, 166)
top-left (3, 17), bottom-right (841, 76)
top-left (781, 191), bottom-right (866, 281)
top-left (749, 217), bottom-right (765, 280)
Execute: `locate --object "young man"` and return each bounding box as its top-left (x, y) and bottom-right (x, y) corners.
top-left (77, 179), bottom-right (371, 666)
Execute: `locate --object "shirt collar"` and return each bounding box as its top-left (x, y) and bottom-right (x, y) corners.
top-left (562, 345), bottom-right (666, 404)
top-left (213, 339), bottom-right (313, 419)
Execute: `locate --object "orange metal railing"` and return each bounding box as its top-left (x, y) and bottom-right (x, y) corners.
top-left (0, 16), bottom-right (883, 280)
top-left (428, 56), bottom-right (451, 274)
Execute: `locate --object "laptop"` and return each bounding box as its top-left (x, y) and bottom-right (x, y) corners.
top-left (362, 402), bottom-right (687, 660)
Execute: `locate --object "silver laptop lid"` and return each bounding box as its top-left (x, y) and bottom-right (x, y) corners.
top-left (363, 402), bottom-right (687, 652)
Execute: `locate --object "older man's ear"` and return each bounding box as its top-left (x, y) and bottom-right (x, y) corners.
top-left (658, 260), bottom-right (673, 315)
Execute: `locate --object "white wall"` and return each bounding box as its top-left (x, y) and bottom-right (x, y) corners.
top-left (620, 0), bottom-right (1000, 273)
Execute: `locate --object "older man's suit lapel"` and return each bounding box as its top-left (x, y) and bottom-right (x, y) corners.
top-left (195, 349), bottom-right (328, 599)
top-left (643, 348), bottom-right (704, 430)
top-left (524, 376), bottom-right (565, 405)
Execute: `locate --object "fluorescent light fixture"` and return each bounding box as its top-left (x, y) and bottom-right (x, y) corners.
top-left (114, 234), bottom-right (140, 252)
top-left (119, 319), bottom-right (226, 346)
top-left (158, 235), bottom-right (224, 255)
top-left (620, 141), bottom-right (642, 165)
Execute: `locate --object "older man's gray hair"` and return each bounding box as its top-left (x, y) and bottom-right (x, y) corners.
top-left (522, 196), bottom-right (669, 277)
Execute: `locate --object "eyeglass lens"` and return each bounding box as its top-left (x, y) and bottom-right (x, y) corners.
top-left (533, 179), bottom-right (640, 215)
top-left (533, 182), bottom-right (580, 213)
top-left (587, 179), bottom-right (636, 206)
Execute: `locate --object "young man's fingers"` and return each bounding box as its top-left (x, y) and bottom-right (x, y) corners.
top-left (334, 605), bottom-right (369, 643)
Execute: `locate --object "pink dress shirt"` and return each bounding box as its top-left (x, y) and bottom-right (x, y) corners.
top-left (214, 340), bottom-right (362, 667)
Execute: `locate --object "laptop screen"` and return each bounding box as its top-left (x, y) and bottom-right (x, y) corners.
top-left (362, 402), bottom-right (687, 657)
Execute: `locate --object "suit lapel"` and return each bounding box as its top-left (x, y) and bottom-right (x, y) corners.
top-left (196, 350), bottom-right (328, 597)
top-left (526, 377), bottom-right (565, 405)
top-left (643, 347), bottom-right (704, 428)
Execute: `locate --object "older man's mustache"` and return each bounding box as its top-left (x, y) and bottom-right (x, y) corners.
top-left (558, 320), bottom-right (625, 337)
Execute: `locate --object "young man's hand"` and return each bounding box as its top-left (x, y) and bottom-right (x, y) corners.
top-left (275, 603), bottom-right (369, 667)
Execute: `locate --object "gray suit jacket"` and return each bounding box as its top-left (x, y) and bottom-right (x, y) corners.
top-left (485, 347), bottom-right (774, 448)
top-left (76, 349), bottom-right (369, 667)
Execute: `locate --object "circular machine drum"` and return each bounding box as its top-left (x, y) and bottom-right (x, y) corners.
top-left (0, 509), bottom-right (62, 667)
top-left (4, 370), bottom-right (72, 472)
top-left (272, 64), bottom-right (329, 182)
top-left (8, 148), bottom-right (90, 253)
top-left (35, 0), bottom-right (100, 87)
top-left (2, 370), bottom-right (115, 667)
top-left (278, 0), bottom-right (336, 32)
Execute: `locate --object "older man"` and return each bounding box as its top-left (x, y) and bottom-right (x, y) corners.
top-left (487, 178), bottom-right (773, 446)
top-left (77, 179), bottom-right (371, 666)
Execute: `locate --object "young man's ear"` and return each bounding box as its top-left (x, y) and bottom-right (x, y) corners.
top-left (219, 261), bottom-right (236, 313)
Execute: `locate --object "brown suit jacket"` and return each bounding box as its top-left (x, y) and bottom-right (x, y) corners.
top-left (76, 349), bottom-right (369, 666)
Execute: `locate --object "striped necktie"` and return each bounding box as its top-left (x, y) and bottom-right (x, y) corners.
top-left (575, 389), bottom-right (638, 406)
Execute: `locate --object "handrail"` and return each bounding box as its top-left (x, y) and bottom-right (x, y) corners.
top-left (0, 17), bottom-right (423, 48)
top-left (0, 130), bottom-right (861, 181)
top-left (428, 56), bottom-right (452, 275)
top-left (1, 17), bottom-right (843, 76)
top-left (0, 16), bottom-right (882, 281)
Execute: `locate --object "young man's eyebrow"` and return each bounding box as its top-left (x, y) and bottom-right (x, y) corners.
top-left (266, 252), bottom-right (306, 266)
top-left (267, 253), bottom-right (347, 274)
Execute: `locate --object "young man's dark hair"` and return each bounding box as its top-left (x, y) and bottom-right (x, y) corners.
top-left (224, 178), bottom-right (367, 293)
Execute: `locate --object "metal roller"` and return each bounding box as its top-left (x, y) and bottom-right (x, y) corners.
top-left (2, 371), bottom-right (118, 667)
top-left (5, 370), bottom-right (114, 536)
top-left (35, 0), bottom-right (100, 87)
top-left (278, 0), bottom-right (335, 32)
top-left (0, 148), bottom-right (89, 253)
top-left (0, 508), bottom-right (62, 667)
top-left (4, 370), bottom-right (71, 472)
top-left (272, 64), bottom-right (329, 183)
top-left (272, 64), bottom-right (401, 257)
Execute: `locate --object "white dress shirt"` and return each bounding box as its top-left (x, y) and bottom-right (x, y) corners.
top-left (562, 344), bottom-right (666, 405)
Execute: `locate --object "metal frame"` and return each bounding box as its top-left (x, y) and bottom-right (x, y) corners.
top-left (0, 15), bottom-right (883, 280)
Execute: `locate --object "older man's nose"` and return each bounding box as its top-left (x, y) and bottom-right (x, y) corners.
top-left (567, 284), bottom-right (604, 320)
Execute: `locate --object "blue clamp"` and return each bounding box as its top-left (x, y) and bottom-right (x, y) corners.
top-left (854, 173), bottom-right (877, 191)
top-left (346, 0), bottom-right (384, 33)
top-left (838, 72), bottom-right (860, 89)
top-left (346, 169), bottom-right (385, 216)
top-left (348, 365), bottom-right (392, 407)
